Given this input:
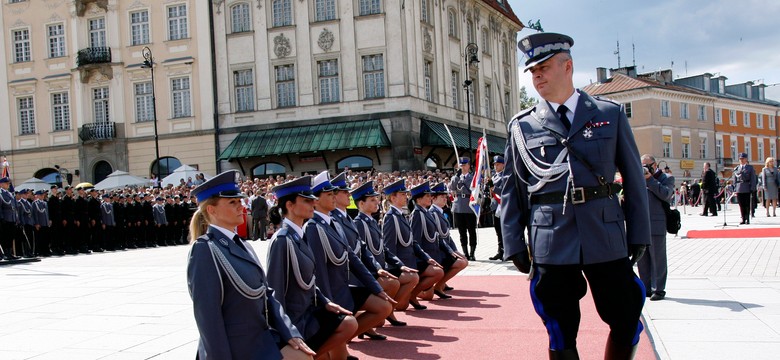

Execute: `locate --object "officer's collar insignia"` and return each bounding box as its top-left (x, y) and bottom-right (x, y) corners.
top-left (584, 100), bottom-right (593, 108)
top-left (218, 237), bottom-right (229, 247)
top-left (539, 108), bottom-right (547, 118)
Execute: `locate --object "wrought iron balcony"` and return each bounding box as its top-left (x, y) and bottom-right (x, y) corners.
top-left (79, 122), bottom-right (115, 142)
top-left (77, 47), bottom-right (111, 67)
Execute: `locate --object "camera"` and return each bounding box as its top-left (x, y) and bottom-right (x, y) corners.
top-left (644, 164), bottom-right (654, 174)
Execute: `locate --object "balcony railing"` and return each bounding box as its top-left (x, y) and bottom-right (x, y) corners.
top-left (77, 47), bottom-right (111, 67)
top-left (717, 157), bottom-right (733, 165)
top-left (79, 122), bottom-right (115, 142)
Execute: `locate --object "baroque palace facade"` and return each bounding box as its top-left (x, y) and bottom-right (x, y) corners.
top-left (0, 0), bottom-right (216, 185)
top-left (0, 0), bottom-right (523, 184)
top-left (583, 66), bottom-right (780, 183)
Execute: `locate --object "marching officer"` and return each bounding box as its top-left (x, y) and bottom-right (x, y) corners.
top-left (165, 196), bottom-right (177, 245)
top-left (18, 189), bottom-right (35, 257)
top-left (74, 186), bottom-right (91, 254)
top-left (153, 197), bottom-right (168, 246)
top-left (87, 188), bottom-right (104, 252)
top-left (1, 178), bottom-right (20, 260)
top-left (61, 186), bottom-right (77, 254)
top-left (502, 32), bottom-right (651, 359)
top-left (732, 153), bottom-right (756, 224)
top-left (32, 190), bottom-right (52, 256)
top-left (100, 194), bottom-right (116, 251)
top-left (489, 155), bottom-right (506, 261)
top-left (449, 157), bottom-right (477, 260)
top-left (47, 186), bottom-right (65, 255)
top-left (113, 194), bottom-right (127, 250)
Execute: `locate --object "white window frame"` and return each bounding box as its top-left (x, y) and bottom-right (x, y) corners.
top-left (315, 0), bottom-right (336, 21)
top-left (92, 87), bottom-right (110, 124)
top-left (662, 139), bottom-right (672, 158)
top-left (697, 104), bottom-right (707, 121)
top-left (234, 69), bottom-right (255, 111)
top-left (715, 108), bottom-right (722, 124)
top-left (272, 0), bottom-right (292, 27)
top-left (729, 110), bottom-right (737, 126)
top-left (171, 77), bottom-right (192, 118)
top-left (423, 60), bottom-right (433, 102)
top-left (660, 100), bottom-right (670, 117)
top-left (275, 64), bottom-right (296, 107)
top-left (681, 138), bottom-right (690, 159)
top-left (730, 140), bottom-right (737, 160)
top-left (716, 139), bottom-right (723, 159)
top-left (318, 59), bottom-right (340, 103)
top-left (624, 102), bottom-right (633, 118)
top-left (167, 4), bottom-right (188, 40)
top-left (134, 82), bottom-right (154, 122)
top-left (88, 18), bottom-right (106, 48)
top-left (699, 137), bottom-right (707, 159)
top-left (447, 9), bottom-right (457, 37)
top-left (484, 84), bottom-right (492, 118)
top-left (451, 70), bottom-right (459, 109)
top-left (757, 114), bottom-right (764, 129)
top-left (771, 115), bottom-right (777, 130)
top-left (758, 141), bottom-right (764, 162)
top-left (680, 103), bottom-right (689, 119)
top-left (130, 10), bottom-right (150, 45)
top-left (231, 3), bottom-right (252, 32)
top-left (745, 139), bottom-right (752, 160)
top-left (47, 24), bottom-right (66, 58)
top-left (771, 142), bottom-right (777, 158)
top-left (18, 96), bottom-right (35, 135)
top-left (481, 27), bottom-right (490, 54)
top-left (359, 0), bottom-right (381, 16)
top-left (51, 92), bottom-right (70, 131)
top-left (362, 54), bottom-right (385, 99)
top-left (743, 112), bottom-right (750, 127)
top-left (466, 20), bottom-right (475, 43)
top-left (421, 0), bottom-right (430, 24)
top-left (12, 28), bottom-right (31, 62)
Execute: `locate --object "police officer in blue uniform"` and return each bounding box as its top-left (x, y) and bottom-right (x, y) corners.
top-left (100, 194), bottom-right (116, 251)
top-left (187, 170), bottom-right (314, 360)
top-left (733, 152), bottom-right (756, 224)
top-left (449, 157), bottom-right (477, 260)
top-left (33, 190), bottom-right (52, 256)
top-left (266, 176), bottom-right (357, 359)
top-left (502, 32), bottom-right (651, 359)
top-left (489, 155), bottom-right (506, 260)
top-left (18, 189), bottom-right (35, 257)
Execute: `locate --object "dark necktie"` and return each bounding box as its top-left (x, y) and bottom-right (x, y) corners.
top-left (233, 235), bottom-right (248, 252)
top-left (557, 105), bottom-right (571, 132)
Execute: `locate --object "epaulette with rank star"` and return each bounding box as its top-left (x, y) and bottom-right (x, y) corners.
top-left (593, 95), bottom-right (621, 106)
top-left (507, 107), bottom-right (534, 129)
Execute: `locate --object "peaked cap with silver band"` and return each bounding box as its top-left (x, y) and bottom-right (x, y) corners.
top-left (518, 32), bottom-right (574, 72)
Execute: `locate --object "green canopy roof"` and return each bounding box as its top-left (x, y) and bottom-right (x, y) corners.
top-left (218, 120), bottom-right (390, 161)
top-left (420, 120), bottom-right (506, 154)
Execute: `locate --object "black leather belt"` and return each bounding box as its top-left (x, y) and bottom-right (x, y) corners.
top-left (530, 183), bottom-right (622, 205)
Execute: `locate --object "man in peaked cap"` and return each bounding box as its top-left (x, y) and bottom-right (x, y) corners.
top-left (449, 157), bottom-right (477, 261)
top-left (732, 152), bottom-right (756, 224)
top-left (503, 31), bottom-right (650, 359)
top-left (488, 155), bottom-right (506, 261)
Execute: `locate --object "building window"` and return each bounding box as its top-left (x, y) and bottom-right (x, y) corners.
top-left (699, 138), bottom-right (707, 159)
top-left (447, 9), bottom-right (457, 37)
top-left (89, 18), bottom-right (106, 48)
top-left (451, 71), bottom-right (459, 109)
top-left (52, 92), bottom-right (70, 131)
top-left (12, 29), bottom-right (31, 62)
top-left (662, 137), bottom-right (671, 158)
top-left (502, 40), bottom-right (509, 63)
top-left (130, 10), bottom-right (150, 45)
top-left (730, 140), bottom-right (737, 160)
top-left (18, 97), bottom-right (35, 135)
top-left (134, 82), bottom-right (154, 122)
top-left (423, 60), bottom-right (433, 102)
top-left (624, 102), bottom-right (632, 118)
top-left (275, 64), bottom-right (296, 107)
top-left (337, 156), bottom-right (373, 172)
top-left (252, 162), bottom-right (286, 178)
top-left (481, 28), bottom-right (490, 54)
top-left (504, 91), bottom-right (510, 119)
top-left (359, 0), bottom-right (381, 16)
top-left (743, 112), bottom-right (750, 127)
top-left (729, 110), bottom-right (736, 126)
top-left (758, 141), bottom-right (764, 161)
top-left (48, 24), bottom-right (65, 58)
top-left (468, 78), bottom-right (476, 114)
top-left (466, 20), bottom-right (475, 43)
top-left (745, 140), bottom-right (752, 160)
top-left (167, 4), bottom-right (188, 40)
top-left (171, 77), bottom-right (192, 117)
top-left (757, 114), bottom-right (764, 129)
top-left (9, 0), bottom-right (27, 3)
top-left (362, 54), bottom-right (384, 99)
top-left (660, 100), bottom-right (670, 117)
top-left (681, 137), bottom-right (690, 159)
top-left (421, 0), bottom-right (430, 24)
top-left (716, 139), bottom-right (723, 159)
top-left (92, 87), bottom-right (109, 124)
top-left (680, 103), bottom-right (689, 119)
top-left (315, 0), bottom-right (336, 21)
top-left (484, 84), bottom-right (492, 118)
top-left (231, 3), bottom-right (251, 32)
top-left (317, 60), bottom-right (340, 103)
top-left (772, 143), bottom-right (777, 158)
top-left (151, 156), bottom-right (182, 179)
top-left (771, 116), bottom-right (777, 130)
top-left (698, 105), bottom-right (707, 121)
top-left (715, 108), bottom-right (722, 124)
top-left (234, 69), bottom-right (255, 111)
top-left (273, 0), bottom-right (292, 26)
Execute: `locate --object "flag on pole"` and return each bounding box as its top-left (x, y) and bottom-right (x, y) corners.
top-left (468, 134), bottom-right (491, 218)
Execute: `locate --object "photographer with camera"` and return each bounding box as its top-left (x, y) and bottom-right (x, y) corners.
top-left (732, 153), bottom-right (756, 224)
top-left (639, 155), bottom-right (675, 301)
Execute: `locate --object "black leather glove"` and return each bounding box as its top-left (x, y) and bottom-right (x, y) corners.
top-left (629, 244), bottom-right (647, 265)
top-left (510, 251), bottom-right (532, 274)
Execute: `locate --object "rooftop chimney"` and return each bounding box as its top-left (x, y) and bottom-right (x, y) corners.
top-left (596, 67), bottom-right (608, 83)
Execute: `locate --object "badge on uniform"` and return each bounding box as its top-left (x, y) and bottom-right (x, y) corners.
top-left (582, 121), bottom-right (609, 139)
top-left (219, 238), bottom-right (229, 247)
top-left (582, 128), bottom-right (593, 139)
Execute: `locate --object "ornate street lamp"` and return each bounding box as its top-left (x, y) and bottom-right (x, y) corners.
top-left (463, 42), bottom-right (479, 162)
top-left (142, 47), bottom-right (161, 186)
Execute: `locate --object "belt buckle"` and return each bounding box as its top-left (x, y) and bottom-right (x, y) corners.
top-left (571, 187), bottom-right (585, 204)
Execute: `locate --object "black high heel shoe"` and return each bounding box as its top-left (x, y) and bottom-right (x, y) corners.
top-left (410, 301), bottom-right (427, 310)
top-left (386, 317), bottom-right (407, 326)
top-left (444, 285), bottom-right (454, 291)
top-left (358, 332), bottom-right (387, 340)
top-left (434, 290), bottom-right (453, 299)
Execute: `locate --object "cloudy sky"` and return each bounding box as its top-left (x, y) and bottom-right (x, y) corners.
top-left (509, 0), bottom-right (780, 101)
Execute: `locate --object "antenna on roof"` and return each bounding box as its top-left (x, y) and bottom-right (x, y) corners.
top-left (614, 40), bottom-right (621, 68)
top-left (685, 60), bottom-right (688, 76)
top-left (632, 41), bottom-right (636, 67)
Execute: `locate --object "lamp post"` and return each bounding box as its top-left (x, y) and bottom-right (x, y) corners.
top-left (463, 42), bottom-right (479, 162)
top-left (142, 47), bottom-right (160, 186)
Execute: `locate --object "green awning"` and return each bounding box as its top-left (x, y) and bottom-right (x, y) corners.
top-left (420, 120), bottom-right (506, 154)
top-left (218, 120), bottom-right (390, 160)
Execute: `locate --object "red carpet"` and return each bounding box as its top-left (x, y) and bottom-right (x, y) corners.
top-left (687, 227), bottom-right (780, 238)
top-left (349, 276), bottom-right (655, 360)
